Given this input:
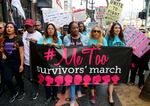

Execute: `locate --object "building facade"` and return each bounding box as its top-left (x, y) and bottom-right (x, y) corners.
top-left (0, 0), bottom-right (73, 26)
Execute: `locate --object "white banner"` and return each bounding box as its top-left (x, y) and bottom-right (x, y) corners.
top-left (11, 0), bottom-right (26, 19)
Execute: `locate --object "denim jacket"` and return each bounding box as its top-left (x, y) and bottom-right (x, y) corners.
top-left (63, 33), bottom-right (88, 46)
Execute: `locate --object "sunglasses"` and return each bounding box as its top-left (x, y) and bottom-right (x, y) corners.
top-left (92, 30), bottom-right (101, 33)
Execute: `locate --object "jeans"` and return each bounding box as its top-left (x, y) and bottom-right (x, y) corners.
top-left (4, 62), bottom-right (24, 94)
top-left (70, 85), bottom-right (81, 101)
top-left (24, 65), bottom-right (39, 94)
top-left (70, 85), bottom-right (75, 101)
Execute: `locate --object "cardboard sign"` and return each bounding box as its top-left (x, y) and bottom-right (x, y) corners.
top-left (42, 8), bottom-right (72, 27)
top-left (105, 0), bottom-right (123, 22)
top-left (95, 6), bottom-right (106, 19)
top-left (73, 9), bottom-right (86, 22)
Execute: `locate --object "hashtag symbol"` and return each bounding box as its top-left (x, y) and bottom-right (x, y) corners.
top-left (44, 48), bottom-right (56, 61)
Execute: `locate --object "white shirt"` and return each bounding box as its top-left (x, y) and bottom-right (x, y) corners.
top-left (22, 31), bottom-right (42, 66)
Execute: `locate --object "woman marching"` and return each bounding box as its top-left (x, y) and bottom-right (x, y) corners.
top-left (105, 22), bottom-right (125, 105)
top-left (63, 21), bottom-right (88, 106)
top-left (88, 25), bottom-right (107, 47)
top-left (88, 25), bottom-right (107, 104)
top-left (3, 22), bottom-right (25, 103)
top-left (37, 23), bottom-right (62, 105)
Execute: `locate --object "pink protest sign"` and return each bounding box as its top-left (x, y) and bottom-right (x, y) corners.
top-left (124, 26), bottom-right (150, 58)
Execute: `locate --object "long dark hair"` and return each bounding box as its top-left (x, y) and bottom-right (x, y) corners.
top-left (4, 22), bottom-right (18, 36)
top-left (4, 22), bottom-right (20, 48)
top-left (44, 23), bottom-right (58, 43)
top-left (109, 22), bottom-right (124, 42)
top-left (78, 22), bottom-right (86, 32)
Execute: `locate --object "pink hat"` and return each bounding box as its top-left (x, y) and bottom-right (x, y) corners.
top-left (24, 19), bottom-right (35, 26)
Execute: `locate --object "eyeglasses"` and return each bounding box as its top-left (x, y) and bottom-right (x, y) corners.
top-left (92, 30), bottom-right (101, 33)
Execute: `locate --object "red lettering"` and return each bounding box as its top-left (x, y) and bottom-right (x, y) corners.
top-left (95, 54), bottom-right (109, 65)
top-left (82, 48), bottom-right (100, 65)
top-left (54, 48), bottom-right (83, 67)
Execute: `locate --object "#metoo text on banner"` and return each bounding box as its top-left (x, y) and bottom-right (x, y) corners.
top-left (30, 43), bottom-right (132, 86)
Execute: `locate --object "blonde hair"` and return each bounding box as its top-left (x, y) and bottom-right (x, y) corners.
top-left (90, 25), bottom-right (103, 44)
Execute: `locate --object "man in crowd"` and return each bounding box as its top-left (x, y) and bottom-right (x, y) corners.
top-left (35, 21), bottom-right (44, 35)
top-left (22, 19), bottom-right (42, 100)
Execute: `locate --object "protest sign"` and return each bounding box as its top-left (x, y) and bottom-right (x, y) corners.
top-left (105, 0), bottom-right (123, 22)
top-left (73, 9), bottom-right (86, 22)
top-left (41, 8), bottom-right (72, 27)
top-left (95, 6), bottom-right (106, 19)
top-left (30, 42), bottom-right (132, 86)
top-left (124, 26), bottom-right (150, 57)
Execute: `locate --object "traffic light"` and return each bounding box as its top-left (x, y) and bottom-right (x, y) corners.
top-left (138, 12), bottom-right (146, 19)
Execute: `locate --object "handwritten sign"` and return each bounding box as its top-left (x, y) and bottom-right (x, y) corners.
top-left (41, 8), bottom-right (72, 27)
top-left (124, 26), bottom-right (150, 57)
top-left (95, 6), bottom-right (106, 19)
top-left (105, 0), bottom-right (123, 22)
top-left (73, 9), bottom-right (86, 22)
top-left (30, 42), bottom-right (132, 86)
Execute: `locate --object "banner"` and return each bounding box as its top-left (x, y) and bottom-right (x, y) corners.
top-left (30, 42), bottom-right (132, 86)
top-left (105, 0), bottom-right (123, 22)
top-left (124, 26), bottom-right (150, 57)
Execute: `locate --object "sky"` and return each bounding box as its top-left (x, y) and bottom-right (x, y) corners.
top-left (72, 0), bottom-right (145, 20)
